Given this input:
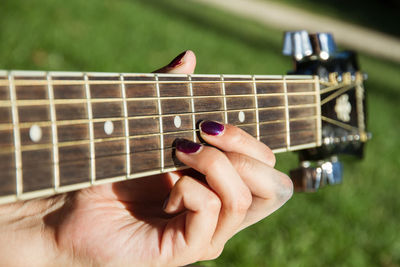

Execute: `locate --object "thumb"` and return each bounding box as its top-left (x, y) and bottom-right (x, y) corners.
top-left (153, 50), bottom-right (196, 74)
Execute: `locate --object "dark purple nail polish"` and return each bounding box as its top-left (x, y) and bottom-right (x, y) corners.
top-left (168, 51), bottom-right (187, 68)
top-left (200, 120), bottom-right (225, 136)
top-left (175, 138), bottom-right (202, 154)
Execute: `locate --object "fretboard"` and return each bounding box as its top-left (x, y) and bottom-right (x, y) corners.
top-left (0, 71), bottom-right (321, 204)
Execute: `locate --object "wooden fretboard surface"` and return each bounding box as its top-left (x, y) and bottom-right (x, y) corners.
top-left (0, 71), bottom-right (321, 204)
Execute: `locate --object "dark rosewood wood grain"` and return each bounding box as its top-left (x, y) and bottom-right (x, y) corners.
top-left (224, 77), bottom-right (253, 95)
top-left (15, 75), bottom-right (47, 100)
top-left (58, 124), bottom-right (89, 142)
top-left (130, 135), bottom-right (161, 173)
top-left (194, 111), bottom-right (225, 125)
top-left (20, 126), bottom-right (51, 146)
top-left (129, 117), bottom-right (159, 135)
top-left (0, 153), bottom-right (16, 195)
top-left (161, 99), bottom-right (191, 114)
top-left (95, 140), bottom-right (126, 179)
top-left (59, 144), bottom-right (91, 186)
top-left (286, 82), bottom-right (314, 92)
top-left (18, 105), bottom-right (50, 123)
top-left (162, 114), bottom-right (192, 133)
top-left (0, 129), bottom-right (13, 148)
top-left (289, 106), bottom-right (316, 118)
top-left (127, 99), bottom-right (158, 116)
top-left (257, 95), bottom-right (285, 108)
top-left (92, 102), bottom-right (123, 118)
top-left (0, 107), bottom-right (11, 123)
top-left (288, 95), bottom-right (315, 105)
top-left (158, 76), bottom-right (189, 97)
top-left (260, 133), bottom-right (287, 149)
top-left (88, 75), bottom-right (121, 99)
top-left (56, 103), bottom-right (87, 120)
top-left (259, 122), bottom-right (286, 136)
top-left (258, 108), bottom-right (285, 122)
top-left (124, 75), bottom-right (157, 98)
top-left (255, 79), bottom-right (284, 94)
top-left (53, 75), bottom-right (85, 99)
top-left (22, 148), bottom-right (53, 192)
top-left (93, 120), bottom-right (124, 139)
top-left (0, 80), bottom-right (10, 100)
top-left (227, 110), bottom-right (256, 125)
top-left (226, 96), bottom-right (254, 110)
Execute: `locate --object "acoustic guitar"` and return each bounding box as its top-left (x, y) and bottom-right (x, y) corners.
top-left (0, 31), bottom-right (370, 204)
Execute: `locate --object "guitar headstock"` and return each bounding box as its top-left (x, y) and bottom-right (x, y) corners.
top-left (283, 31), bottom-right (371, 192)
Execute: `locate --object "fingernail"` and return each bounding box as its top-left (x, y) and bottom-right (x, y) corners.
top-left (168, 51), bottom-right (187, 68)
top-left (162, 193), bottom-right (170, 210)
top-left (175, 138), bottom-right (202, 154)
top-left (200, 120), bottom-right (225, 136)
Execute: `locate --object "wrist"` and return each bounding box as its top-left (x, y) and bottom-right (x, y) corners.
top-left (0, 195), bottom-right (67, 267)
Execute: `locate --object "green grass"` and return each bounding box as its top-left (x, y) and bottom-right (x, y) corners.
top-left (1, 0), bottom-right (399, 266)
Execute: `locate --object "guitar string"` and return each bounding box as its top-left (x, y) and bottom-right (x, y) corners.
top-left (0, 91), bottom-right (318, 107)
top-left (3, 127), bottom-right (318, 168)
top-left (0, 116), bottom-right (319, 155)
top-left (0, 103), bottom-right (318, 130)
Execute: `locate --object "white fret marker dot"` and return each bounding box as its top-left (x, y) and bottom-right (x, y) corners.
top-left (238, 111), bottom-right (245, 122)
top-left (174, 115), bottom-right (182, 128)
top-left (104, 120), bottom-right (114, 135)
top-left (29, 124), bottom-right (42, 143)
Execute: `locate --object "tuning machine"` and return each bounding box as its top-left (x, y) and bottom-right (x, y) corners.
top-left (283, 30), bottom-right (337, 62)
top-left (290, 156), bottom-right (343, 192)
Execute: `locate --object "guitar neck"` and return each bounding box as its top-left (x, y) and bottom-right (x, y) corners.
top-left (0, 70), bottom-right (321, 204)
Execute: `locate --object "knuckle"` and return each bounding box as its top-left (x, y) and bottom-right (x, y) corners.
top-left (203, 150), bottom-right (228, 175)
top-left (205, 192), bottom-right (221, 213)
top-left (226, 189), bottom-right (252, 214)
top-left (174, 176), bottom-right (190, 194)
top-left (230, 152), bottom-right (252, 173)
top-left (230, 128), bottom-right (249, 146)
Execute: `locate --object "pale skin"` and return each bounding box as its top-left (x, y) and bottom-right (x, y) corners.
top-left (0, 51), bottom-right (293, 267)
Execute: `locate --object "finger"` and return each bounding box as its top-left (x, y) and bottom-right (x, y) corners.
top-left (199, 121), bottom-right (276, 166)
top-left (153, 50), bottom-right (196, 74)
top-left (225, 152), bottom-right (293, 228)
top-left (162, 176), bottom-right (220, 262)
top-left (174, 139), bottom-right (252, 250)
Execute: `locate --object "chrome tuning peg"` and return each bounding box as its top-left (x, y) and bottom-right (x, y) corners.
top-left (290, 156), bottom-right (343, 192)
top-left (283, 30), bottom-right (313, 61)
top-left (316, 32), bottom-right (337, 60)
top-left (283, 31), bottom-right (337, 61)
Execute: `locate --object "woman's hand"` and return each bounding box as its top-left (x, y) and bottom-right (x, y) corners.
top-left (0, 51), bottom-right (293, 267)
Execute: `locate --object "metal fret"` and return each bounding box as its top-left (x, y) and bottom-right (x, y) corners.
top-left (0, 78), bottom-right (317, 87)
top-left (120, 74), bottom-right (131, 177)
top-left (84, 74), bottom-right (96, 184)
top-left (155, 74), bottom-right (164, 171)
top-left (46, 73), bottom-right (60, 191)
top-left (188, 75), bottom-right (197, 142)
top-left (8, 73), bottom-right (22, 196)
top-left (252, 75), bottom-right (260, 141)
top-left (314, 75), bottom-right (322, 146)
top-left (283, 76), bottom-right (291, 150)
top-left (220, 75), bottom-right (228, 124)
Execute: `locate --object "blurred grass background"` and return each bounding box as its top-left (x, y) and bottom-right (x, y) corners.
top-left (0, 0), bottom-right (399, 266)
top-left (266, 0), bottom-right (400, 37)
